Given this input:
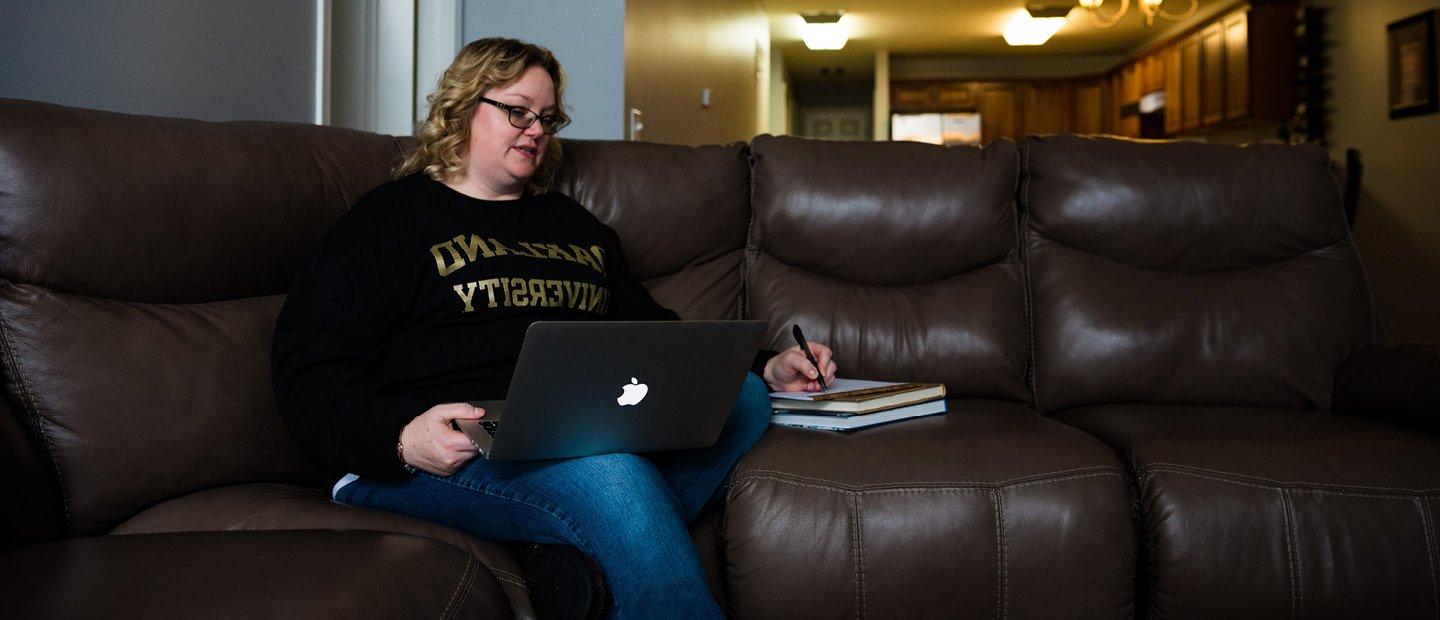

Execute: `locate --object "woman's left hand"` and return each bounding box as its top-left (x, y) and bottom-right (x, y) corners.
top-left (763, 343), bottom-right (838, 392)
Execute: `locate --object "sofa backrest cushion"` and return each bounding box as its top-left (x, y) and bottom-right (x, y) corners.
top-left (747, 135), bottom-right (1029, 401)
top-left (0, 285), bottom-right (323, 535)
top-left (0, 99), bottom-right (403, 303)
top-left (1021, 135), bottom-right (1378, 413)
top-left (552, 140), bottom-right (750, 320)
top-left (0, 100), bottom-right (397, 534)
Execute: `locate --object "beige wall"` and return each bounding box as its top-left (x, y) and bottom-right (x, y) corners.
top-left (1311, 0), bottom-right (1440, 341)
top-left (624, 0), bottom-right (768, 146)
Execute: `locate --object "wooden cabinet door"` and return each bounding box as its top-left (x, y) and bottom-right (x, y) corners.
top-left (1109, 71), bottom-right (1124, 134)
top-left (892, 82), bottom-right (935, 111)
top-left (1123, 62), bottom-right (1144, 104)
top-left (979, 84), bottom-right (1017, 145)
top-left (1182, 34), bottom-right (1203, 130)
top-left (1165, 44), bottom-right (1182, 135)
top-left (1223, 11), bottom-right (1250, 121)
top-left (1145, 53), bottom-right (1165, 94)
top-left (1071, 79), bottom-right (1105, 135)
top-left (1021, 82), bottom-right (1069, 136)
top-left (1201, 23), bottom-right (1225, 126)
top-left (936, 82), bottom-right (977, 110)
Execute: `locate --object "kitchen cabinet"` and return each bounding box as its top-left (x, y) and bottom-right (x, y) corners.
top-left (1182, 33), bottom-right (1203, 131)
top-left (891, 81), bottom-right (979, 112)
top-left (1164, 44), bottom-right (1183, 135)
top-left (1224, 11), bottom-right (1250, 121)
top-left (1201, 23), bottom-right (1226, 126)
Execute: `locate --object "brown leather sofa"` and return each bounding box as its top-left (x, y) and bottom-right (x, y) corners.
top-left (2, 99), bottom-right (1437, 618)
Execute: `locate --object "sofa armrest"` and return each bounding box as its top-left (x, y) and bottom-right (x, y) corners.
top-left (1334, 342), bottom-right (1440, 435)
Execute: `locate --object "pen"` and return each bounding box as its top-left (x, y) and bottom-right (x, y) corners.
top-left (791, 324), bottom-right (828, 390)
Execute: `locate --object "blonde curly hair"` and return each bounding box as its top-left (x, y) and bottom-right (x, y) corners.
top-left (395, 38), bottom-right (568, 194)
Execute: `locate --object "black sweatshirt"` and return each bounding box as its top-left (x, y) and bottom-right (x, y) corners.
top-left (272, 173), bottom-right (771, 480)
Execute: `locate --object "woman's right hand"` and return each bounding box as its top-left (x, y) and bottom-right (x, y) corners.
top-left (399, 403), bottom-right (486, 476)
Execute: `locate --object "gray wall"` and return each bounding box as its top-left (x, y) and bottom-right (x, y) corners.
top-left (462, 0), bottom-right (625, 140)
top-left (0, 0), bottom-right (317, 123)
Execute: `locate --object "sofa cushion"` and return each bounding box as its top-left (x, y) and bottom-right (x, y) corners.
top-left (747, 135), bottom-right (1028, 401)
top-left (0, 98), bottom-right (404, 304)
top-left (0, 530), bottom-right (508, 618)
top-left (1057, 405), bottom-right (1440, 618)
top-left (1021, 135), bottom-right (1377, 412)
top-left (0, 283), bottom-right (325, 535)
top-left (552, 140), bottom-right (750, 320)
top-left (111, 482), bottom-right (533, 618)
top-left (724, 400), bottom-right (1133, 618)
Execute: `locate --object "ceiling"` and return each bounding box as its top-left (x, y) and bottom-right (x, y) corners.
top-left (763, 0), bottom-right (1239, 87)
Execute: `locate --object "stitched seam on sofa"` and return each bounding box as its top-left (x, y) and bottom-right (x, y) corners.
top-left (0, 289), bottom-right (73, 529)
top-left (850, 491), bottom-right (865, 619)
top-left (1018, 138), bottom-right (1040, 412)
top-left (742, 144), bottom-right (757, 321)
top-left (994, 488), bottom-right (1008, 620)
top-left (1145, 468), bottom-right (1435, 504)
top-left (1140, 462), bottom-right (1440, 495)
top-left (1043, 235), bottom-right (1352, 277)
top-left (390, 136), bottom-right (408, 164)
top-left (1278, 488), bottom-right (1300, 619)
top-left (734, 465), bottom-right (1123, 492)
top-left (1419, 497), bottom-right (1440, 620)
top-left (732, 472), bottom-right (1124, 499)
top-left (757, 247), bottom-right (1015, 290)
top-left (488, 568), bottom-right (529, 589)
top-left (1321, 147), bottom-right (1386, 345)
top-left (441, 555), bottom-right (478, 620)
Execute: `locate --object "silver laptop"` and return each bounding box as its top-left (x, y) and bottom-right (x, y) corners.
top-left (455, 320), bottom-right (767, 461)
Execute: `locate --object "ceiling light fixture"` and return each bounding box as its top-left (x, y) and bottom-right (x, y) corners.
top-left (801, 12), bottom-right (849, 51)
top-left (1004, 7), bottom-right (1069, 46)
top-left (1076, 0), bottom-right (1199, 29)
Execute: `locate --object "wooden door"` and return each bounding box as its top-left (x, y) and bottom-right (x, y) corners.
top-left (1021, 82), bottom-right (1069, 136)
top-left (1109, 71), bottom-right (1124, 134)
top-left (1165, 44), bottom-right (1182, 135)
top-left (979, 84), bottom-right (1017, 145)
top-left (1201, 23), bottom-right (1225, 126)
top-left (1182, 34), bottom-right (1203, 130)
top-left (1123, 62), bottom-right (1144, 105)
top-left (1145, 53), bottom-right (1165, 94)
top-left (1071, 79), bottom-right (1106, 135)
top-left (1223, 11), bottom-right (1250, 121)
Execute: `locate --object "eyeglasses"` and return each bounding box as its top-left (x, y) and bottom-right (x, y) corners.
top-left (478, 97), bottom-right (570, 135)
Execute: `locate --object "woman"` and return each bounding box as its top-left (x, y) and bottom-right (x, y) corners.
top-left (272, 38), bottom-right (837, 619)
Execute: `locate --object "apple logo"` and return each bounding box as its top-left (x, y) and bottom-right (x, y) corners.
top-left (617, 377), bottom-right (648, 406)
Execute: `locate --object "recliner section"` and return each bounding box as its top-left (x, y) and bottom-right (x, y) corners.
top-left (1023, 134), bottom-right (1439, 617)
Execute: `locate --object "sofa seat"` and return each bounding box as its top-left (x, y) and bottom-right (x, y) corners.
top-left (109, 482), bottom-right (533, 618)
top-left (1056, 405), bottom-right (1440, 618)
top-left (723, 399), bottom-right (1135, 619)
top-left (0, 530), bottom-right (507, 618)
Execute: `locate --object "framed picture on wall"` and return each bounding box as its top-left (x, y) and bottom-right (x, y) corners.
top-left (1388, 9), bottom-right (1438, 119)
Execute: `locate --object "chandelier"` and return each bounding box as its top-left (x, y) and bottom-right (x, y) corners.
top-left (1076, 0), bottom-right (1199, 28)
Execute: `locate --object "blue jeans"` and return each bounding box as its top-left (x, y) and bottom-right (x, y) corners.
top-left (336, 373), bottom-right (773, 619)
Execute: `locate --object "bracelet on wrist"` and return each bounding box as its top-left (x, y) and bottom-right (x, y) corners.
top-left (396, 439), bottom-right (418, 474)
